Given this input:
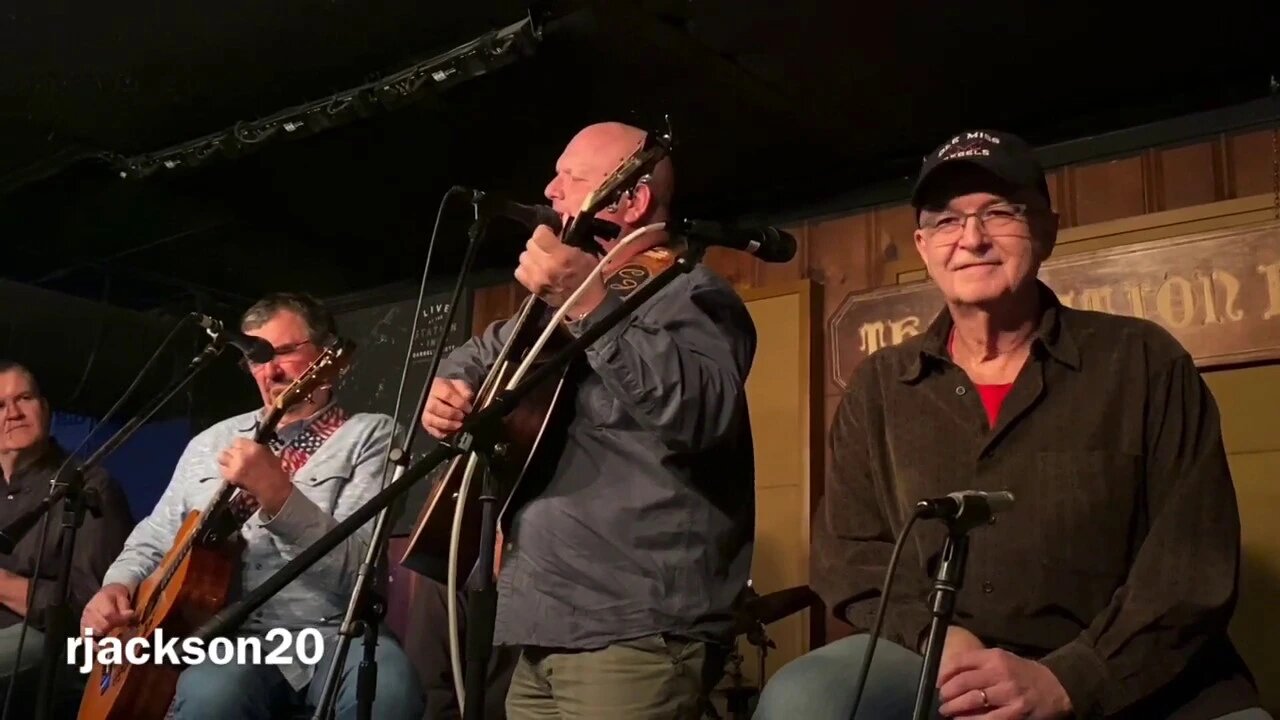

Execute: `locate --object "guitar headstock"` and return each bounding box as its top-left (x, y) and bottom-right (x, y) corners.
top-left (561, 117), bottom-right (674, 253)
top-left (259, 337), bottom-right (354, 434)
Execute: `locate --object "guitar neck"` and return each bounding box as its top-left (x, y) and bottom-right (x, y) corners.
top-left (473, 296), bottom-right (550, 398)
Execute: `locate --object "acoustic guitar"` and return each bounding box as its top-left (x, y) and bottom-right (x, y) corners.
top-left (77, 338), bottom-right (353, 720)
top-left (400, 125), bottom-right (675, 586)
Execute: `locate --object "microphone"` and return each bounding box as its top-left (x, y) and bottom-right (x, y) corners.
top-left (461, 188), bottom-right (621, 240)
top-left (470, 189), bottom-right (562, 230)
top-left (915, 490), bottom-right (1015, 528)
top-left (190, 314), bottom-right (275, 364)
top-left (670, 219), bottom-right (797, 263)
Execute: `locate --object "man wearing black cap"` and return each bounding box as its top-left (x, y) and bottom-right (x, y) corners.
top-left (754, 130), bottom-right (1269, 719)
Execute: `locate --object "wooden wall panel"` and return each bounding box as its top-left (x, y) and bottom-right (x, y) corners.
top-left (470, 281), bottom-right (527, 335)
top-left (871, 204), bottom-right (919, 280)
top-left (806, 214), bottom-right (875, 397)
top-left (701, 246), bottom-right (758, 288)
top-left (1068, 155), bottom-right (1149, 225)
top-left (755, 223), bottom-right (808, 288)
top-left (1155, 141), bottom-right (1222, 210)
top-left (1228, 129), bottom-right (1278, 198)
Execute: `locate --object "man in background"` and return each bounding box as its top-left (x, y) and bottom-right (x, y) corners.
top-left (754, 130), bottom-right (1269, 719)
top-left (0, 360), bottom-right (133, 714)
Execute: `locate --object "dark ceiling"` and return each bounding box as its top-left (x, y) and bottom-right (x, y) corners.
top-left (2, 0), bottom-right (1277, 317)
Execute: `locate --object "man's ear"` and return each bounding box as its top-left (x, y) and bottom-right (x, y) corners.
top-left (912, 227), bottom-right (929, 265)
top-left (38, 397), bottom-right (53, 434)
top-left (622, 182), bottom-right (654, 225)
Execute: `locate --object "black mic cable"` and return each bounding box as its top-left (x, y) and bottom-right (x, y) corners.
top-left (845, 489), bottom-right (1013, 718)
top-left (846, 505), bottom-right (926, 720)
top-left (311, 184), bottom-right (475, 720)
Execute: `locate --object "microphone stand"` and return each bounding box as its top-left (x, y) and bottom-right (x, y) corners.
top-left (12, 337), bottom-right (229, 720)
top-left (189, 240), bottom-right (710, 720)
top-left (308, 457), bottom-right (402, 720)
top-left (460, 445), bottom-right (497, 720)
top-left (910, 521), bottom-right (978, 720)
top-left (310, 206), bottom-right (492, 720)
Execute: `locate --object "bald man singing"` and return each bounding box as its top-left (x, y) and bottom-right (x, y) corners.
top-left (421, 122), bottom-right (757, 719)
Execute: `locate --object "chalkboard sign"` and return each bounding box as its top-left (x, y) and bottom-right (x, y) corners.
top-left (329, 285), bottom-right (474, 535)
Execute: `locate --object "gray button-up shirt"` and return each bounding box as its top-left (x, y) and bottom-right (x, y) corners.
top-left (101, 403), bottom-right (394, 689)
top-left (439, 264), bottom-right (756, 650)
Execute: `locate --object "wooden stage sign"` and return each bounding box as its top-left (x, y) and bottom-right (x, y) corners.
top-left (829, 221), bottom-right (1280, 389)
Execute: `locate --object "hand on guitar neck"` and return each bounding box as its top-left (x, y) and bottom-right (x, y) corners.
top-left (215, 438), bottom-right (292, 518)
top-left (514, 225), bottom-right (609, 320)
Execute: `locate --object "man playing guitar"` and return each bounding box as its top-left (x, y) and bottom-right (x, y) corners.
top-left (422, 121), bottom-right (758, 719)
top-left (81, 293), bottom-right (425, 720)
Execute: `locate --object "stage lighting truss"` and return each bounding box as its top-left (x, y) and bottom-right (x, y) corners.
top-left (115, 15), bottom-right (542, 179)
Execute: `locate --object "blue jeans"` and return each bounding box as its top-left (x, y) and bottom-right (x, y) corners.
top-left (170, 631), bottom-right (424, 720)
top-left (0, 623), bottom-right (88, 718)
top-left (754, 634), bottom-right (933, 720)
top-left (755, 634), bottom-right (1275, 720)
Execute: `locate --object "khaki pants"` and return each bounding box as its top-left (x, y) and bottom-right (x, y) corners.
top-left (506, 634), bottom-right (719, 720)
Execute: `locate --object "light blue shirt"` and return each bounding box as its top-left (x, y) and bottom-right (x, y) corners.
top-left (101, 402), bottom-right (395, 689)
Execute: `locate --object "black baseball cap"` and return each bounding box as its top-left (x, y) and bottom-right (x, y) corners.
top-left (910, 129), bottom-right (1050, 209)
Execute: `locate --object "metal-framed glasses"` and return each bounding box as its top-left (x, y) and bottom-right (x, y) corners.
top-left (240, 340), bottom-right (313, 372)
top-left (920, 202), bottom-right (1030, 239)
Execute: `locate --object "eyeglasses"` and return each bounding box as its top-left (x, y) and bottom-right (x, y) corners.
top-left (919, 203), bottom-right (1030, 239)
top-left (240, 340), bottom-right (313, 371)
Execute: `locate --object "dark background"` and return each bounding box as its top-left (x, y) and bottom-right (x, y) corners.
top-left (4, 1), bottom-right (1276, 316)
top-left (2, 0), bottom-right (1277, 520)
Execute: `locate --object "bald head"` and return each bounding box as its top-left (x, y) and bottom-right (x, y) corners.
top-left (547, 121), bottom-right (675, 226)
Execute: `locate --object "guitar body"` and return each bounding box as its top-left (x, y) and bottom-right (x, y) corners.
top-left (79, 510), bottom-right (241, 720)
top-left (400, 352), bottom-right (575, 586)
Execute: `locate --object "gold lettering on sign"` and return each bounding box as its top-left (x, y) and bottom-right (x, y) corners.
top-left (890, 316), bottom-right (922, 344)
top-left (1214, 270), bottom-right (1245, 322)
top-left (1258, 261), bottom-right (1280, 320)
top-left (858, 321), bottom-right (888, 355)
top-left (1122, 282), bottom-right (1148, 319)
top-left (1155, 275), bottom-right (1196, 328)
top-left (1195, 272), bottom-right (1220, 325)
top-left (858, 316), bottom-right (922, 355)
top-left (830, 224), bottom-right (1280, 390)
top-left (1078, 286), bottom-right (1115, 314)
